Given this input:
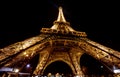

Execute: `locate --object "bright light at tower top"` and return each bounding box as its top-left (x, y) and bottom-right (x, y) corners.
top-left (57, 6), bottom-right (66, 22)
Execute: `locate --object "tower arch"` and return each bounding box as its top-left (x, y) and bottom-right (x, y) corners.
top-left (0, 6), bottom-right (120, 77)
top-left (43, 60), bottom-right (74, 76)
top-left (80, 53), bottom-right (114, 76)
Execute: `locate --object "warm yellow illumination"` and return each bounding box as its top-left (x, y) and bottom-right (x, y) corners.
top-left (23, 52), bottom-right (26, 55)
top-left (57, 6), bottom-right (66, 22)
top-left (14, 68), bottom-right (19, 73)
top-left (23, 52), bottom-right (29, 57)
top-left (26, 54), bottom-right (29, 57)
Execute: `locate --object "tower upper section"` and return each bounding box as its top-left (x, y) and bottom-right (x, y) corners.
top-left (40, 7), bottom-right (87, 37)
top-left (56, 6), bottom-right (66, 22)
top-left (51, 7), bottom-right (75, 32)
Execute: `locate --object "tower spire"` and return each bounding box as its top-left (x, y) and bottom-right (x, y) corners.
top-left (57, 6), bottom-right (66, 22)
top-left (41, 6), bottom-right (86, 37)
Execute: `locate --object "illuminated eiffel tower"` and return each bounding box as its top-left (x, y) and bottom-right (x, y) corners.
top-left (0, 7), bottom-right (120, 77)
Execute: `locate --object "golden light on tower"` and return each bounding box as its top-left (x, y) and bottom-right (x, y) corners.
top-left (0, 6), bottom-right (120, 77)
top-left (57, 6), bottom-right (66, 22)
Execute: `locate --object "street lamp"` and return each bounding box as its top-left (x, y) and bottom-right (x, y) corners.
top-left (13, 68), bottom-right (19, 73)
top-left (113, 66), bottom-right (120, 74)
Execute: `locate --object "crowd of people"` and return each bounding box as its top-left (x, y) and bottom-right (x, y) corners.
top-left (47, 73), bottom-right (65, 77)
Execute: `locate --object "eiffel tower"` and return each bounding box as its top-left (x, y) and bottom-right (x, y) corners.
top-left (0, 7), bottom-right (120, 77)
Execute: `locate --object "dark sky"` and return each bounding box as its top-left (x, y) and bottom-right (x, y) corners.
top-left (0, 1), bottom-right (120, 51)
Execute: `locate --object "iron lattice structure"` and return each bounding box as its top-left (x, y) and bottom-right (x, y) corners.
top-left (0, 7), bottom-right (120, 77)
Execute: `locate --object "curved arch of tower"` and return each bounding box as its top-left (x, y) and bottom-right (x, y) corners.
top-left (0, 7), bottom-right (120, 77)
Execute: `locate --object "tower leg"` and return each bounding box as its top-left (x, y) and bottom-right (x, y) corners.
top-left (69, 53), bottom-right (84, 76)
top-left (33, 52), bottom-right (49, 75)
top-left (113, 74), bottom-right (120, 77)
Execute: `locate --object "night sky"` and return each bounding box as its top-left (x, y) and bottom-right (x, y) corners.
top-left (0, 1), bottom-right (120, 51)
